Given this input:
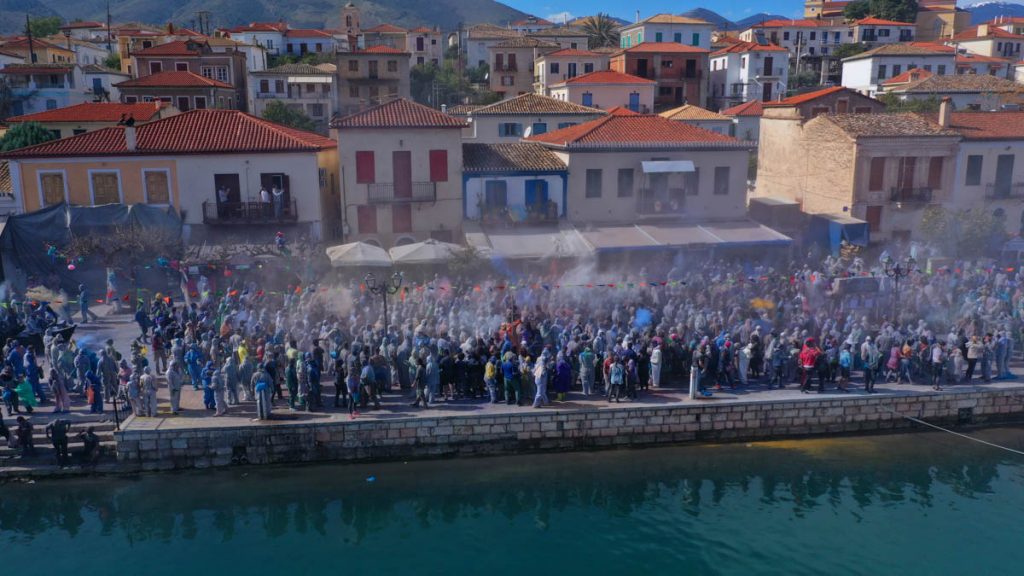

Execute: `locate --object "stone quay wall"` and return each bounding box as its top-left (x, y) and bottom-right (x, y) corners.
top-left (115, 389), bottom-right (1024, 471)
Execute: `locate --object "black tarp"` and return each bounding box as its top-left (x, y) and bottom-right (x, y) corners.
top-left (0, 203), bottom-right (181, 293)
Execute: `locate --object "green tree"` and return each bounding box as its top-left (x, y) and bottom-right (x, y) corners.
top-left (831, 42), bottom-right (868, 60)
top-left (261, 100), bottom-right (317, 132)
top-left (103, 54), bottom-right (121, 70)
top-left (869, 0), bottom-right (919, 23)
top-left (579, 13), bottom-right (621, 49)
top-left (920, 206), bottom-right (1006, 258)
top-left (411, 62), bottom-right (469, 106)
top-left (0, 122), bottom-right (57, 152)
top-left (26, 16), bottom-right (62, 38)
top-left (844, 0), bottom-right (871, 20)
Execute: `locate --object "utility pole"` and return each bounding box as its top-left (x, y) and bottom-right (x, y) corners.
top-left (25, 15), bottom-right (36, 63)
top-left (106, 0), bottom-right (113, 52)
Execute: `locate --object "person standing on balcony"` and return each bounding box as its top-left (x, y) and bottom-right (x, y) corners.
top-left (217, 186), bottom-right (229, 219)
top-left (272, 185), bottom-right (284, 219)
top-left (260, 186), bottom-right (272, 218)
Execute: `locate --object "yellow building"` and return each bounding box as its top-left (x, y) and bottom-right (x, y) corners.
top-left (915, 0), bottom-right (971, 42)
top-left (0, 37), bottom-right (75, 64)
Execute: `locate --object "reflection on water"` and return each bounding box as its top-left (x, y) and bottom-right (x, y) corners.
top-left (2, 428), bottom-right (1023, 575)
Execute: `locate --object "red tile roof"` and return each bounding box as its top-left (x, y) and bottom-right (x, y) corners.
top-left (6, 102), bottom-right (167, 124)
top-left (558, 70), bottom-right (654, 85)
top-left (712, 41), bottom-right (787, 56)
top-left (331, 98), bottom-right (466, 129)
top-left (543, 48), bottom-right (601, 57)
top-left (1, 37), bottom-right (69, 52)
top-left (227, 22), bottom-right (288, 33)
top-left (882, 67), bottom-right (933, 85)
top-left (0, 64), bottom-right (72, 75)
top-left (409, 26), bottom-right (435, 34)
top-left (988, 17), bottom-right (1024, 25)
top-left (956, 53), bottom-right (1012, 64)
top-left (0, 109), bottom-right (335, 158)
top-left (131, 40), bottom-right (202, 56)
top-left (954, 25), bottom-right (1024, 41)
top-left (285, 29), bottom-right (334, 38)
top-left (527, 114), bottom-right (740, 149)
top-left (751, 19), bottom-right (833, 29)
top-left (115, 70), bottom-right (232, 88)
top-left (855, 17), bottom-right (915, 26)
top-left (351, 45), bottom-right (408, 54)
top-left (363, 24), bottom-right (407, 34)
top-left (618, 41), bottom-right (710, 54)
top-left (721, 100), bottom-right (764, 117)
top-left (764, 86), bottom-right (847, 106)
top-left (938, 112), bottom-right (1024, 140)
top-left (59, 21), bottom-right (104, 30)
top-left (606, 107), bottom-right (639, 116)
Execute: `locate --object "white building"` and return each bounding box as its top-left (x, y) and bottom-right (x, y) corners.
top-left (248, 63), bottom-right (337, 131)
top-left (710, 41), bottom-right (789, 110)
top-left (226, 23), bottom-right (288, 55)
top-left (952, 24), bottom-right (1024, 60)
top-left (284, 29), bottom-right (338, 57)
top-left (946, 111), bottom-right (1024, 218)
top-left (454, 93), bottom-right (605, 143)
top-left (549, 70), bottom-right (655, 113)
top-left (619, 14), bottom-right (714, 51)
top-left (740, 18), bottom-right (852, 59)
top-left (534, 48), bottom-right (610, 96)
top-left (852, 17), bottom-right (916, 45)
top-left (841, 43), bottom-right (956, 96)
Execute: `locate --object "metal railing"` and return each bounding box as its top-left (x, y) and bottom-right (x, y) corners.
top-left (367, 182), bottom-right (437, 204)
top-left (202, 199), bottom-right (298, 224)
top-left (985, 182), bottom-right (1024, 199)
top-left (637, 189), bottom-right (686, 215)
top-left (889, 187), bottom-right (933, 203)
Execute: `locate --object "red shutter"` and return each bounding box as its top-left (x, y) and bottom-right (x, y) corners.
top-left (429, 150), bottom-right (448, 182)
top-left (392, 204), bottom-right (412, 233)
top-left (357, 205), bottom-right (377, 234)
top-left (928, 157), bottom-right (943, 189)
top-left (355, 151), bottom-right (375, 184)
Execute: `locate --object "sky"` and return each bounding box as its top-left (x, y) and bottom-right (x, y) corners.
top-left (501, 1), bottom-right (1017, 24)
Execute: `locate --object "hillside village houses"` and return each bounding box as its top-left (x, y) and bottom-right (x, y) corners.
top-left (453, 93), bottom-right (606, 143)
top-left (548, 70), bottom-right (656, 113)
top-left (248, 63), bottom-right (338, 131)
top-left (610, 42), bottom-right (711, 109)
top-left (880, 69), bottom-right (1024, 111)
top-left (3, 101), bottom-right (179, 139)
top-left (710, 41), bottom-right (789, 110)
top-left (840, 43), bottom-right (956, 96)
top-left (533, 48), bottom-right (610, 96)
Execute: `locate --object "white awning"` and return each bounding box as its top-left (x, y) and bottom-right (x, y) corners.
top-left (287, 75), bottom-right (332, 83)
top-left (641, 160), bottom-right (695, 174)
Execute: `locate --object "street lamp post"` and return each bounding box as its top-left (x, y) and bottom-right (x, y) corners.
top-left (883, 255), bottom-right (916, 322)
top-left (365, 271), bottom-right (403, 337)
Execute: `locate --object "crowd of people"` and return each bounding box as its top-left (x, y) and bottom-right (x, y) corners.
top-left (2, 248), bottom-right (1023, 464)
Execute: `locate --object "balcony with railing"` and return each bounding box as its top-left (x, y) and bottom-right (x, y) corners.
top-left (756, 67), bottom-right (787, 79)
top-left (889, 187), bottom-right (933, 204)
top-left (202, 199), bottom-right (298, 225)
top-left (636, 189), bottom-right (686, 216)
top-left (985, 182), bottom-right (1024, 199)
top-left (366, 182), bottom-right (437, 204)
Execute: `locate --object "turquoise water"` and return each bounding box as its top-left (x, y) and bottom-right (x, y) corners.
top-left (3, 428), bottom-right (1024, 575)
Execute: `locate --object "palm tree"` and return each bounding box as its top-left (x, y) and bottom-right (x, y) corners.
top-left (580, 13), bottom-right (621, 49)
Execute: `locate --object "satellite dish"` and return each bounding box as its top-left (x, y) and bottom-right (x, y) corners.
top-left (523, 125), bottom-right (533, 137)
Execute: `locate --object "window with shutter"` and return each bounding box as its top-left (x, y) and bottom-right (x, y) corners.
top-left (868, 157), bottom-right (885, 191)
top-left (429, 150), bottom-right (448, 182)
top-left (40, 172), bottom-right (65, 206)
top-left (357, 205), bottom-right (377, 234)
top-left (144, 171), bottom-right (170, 204)
top-left (355, 151), bottom-right (375, 183)
top-left (91, 172), bottom-right (121, 205)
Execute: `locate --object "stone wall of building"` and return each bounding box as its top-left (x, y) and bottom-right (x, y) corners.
top-left (115, 389), bottom-right (1024, 471)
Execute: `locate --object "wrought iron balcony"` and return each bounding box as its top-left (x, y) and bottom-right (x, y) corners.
top-left (889, 187), bottom-right (933, 203)
top-left (366, 182), bottom-right (437, 204)
top-left (202, 200), bottom-right (298, 225)
top-left (985, 183), bottom-right (1024, 199)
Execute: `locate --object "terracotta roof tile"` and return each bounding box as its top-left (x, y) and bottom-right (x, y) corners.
top-left (855, 17), bottom-right (915, 26)
top-left (659, 104), bottom-right (730, 122)
top-left (131, 40), bottom-right (204, 56)
top-left (471, 93), bottom-right (605, 116)
top-left (0, 109), bottom-right (335, 158)
top-left (0, 37), bottom-right (69, 52)
top-left (764, 86), bottom-right (846, 106)
top-left (527, 27), bottom-right (588, 38)
top-left (888, 73), bottom-right (1024, 94)
top-left (363, 24), bottom-right (407, 34)
top-left (527, 114), bottom-right (741, 149)
top-left (227, 22), bottom-right (288, 33)
top-left (0, 64), bottom-right (72, 75)
top-left (628, 14), bottom-right (711, 26)
top-left (115, 70), bottom-right (232, 88)
top-left (557, 70), bottom-right (654, 85)
top-left (882, 68), bottom-right (933, 86)
top-left (6, 102), bottom-right (167, 124)
top-left (463, 143), bottom-right (566, 172)
top-left (331, 98), bottom-right (466, 129)
top-left (492, 37), bottom-right (560, 49)
top-left (956, 53), bottom-right (1012, 64)
top-left (618, 41), bottom-right (710, 54)
top-left (712, 41), bottom-right (787, 56)
top-left (409, 26), bottom-right (435, 34)
top-left (720, 100), bottom-right (764, 117)
top-left (752, 19), bottom-right (834, 29)
top-left (954, 25), bottom-right (1024, 41)
top-left (0, 161), bottom-right (11, 194)
top-left (285, 29), bottom-right (334, 38)
top-left (445, 104), bottom-right (482, 116)
top-left (930, 111), bottom-right (1024, 140)
top-left (542, 48), bottom-right (602, 58)
top-left (59, 21), bottom-right (104, 30)
top-left (466, 24), bottom-right (520, 40)
top-left (844, 42), bottom-right (955, 60)
top-left (256, 63), bottom-right (334, 75)
top-left (821, 113), bottom-right (959, 138)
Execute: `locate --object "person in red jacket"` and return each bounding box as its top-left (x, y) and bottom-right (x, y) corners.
top-left (799, 338), bottom-right (819, 394)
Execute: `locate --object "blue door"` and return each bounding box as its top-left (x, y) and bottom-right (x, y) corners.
top-left (525, 180), bottom-right (549, 208)
top-left (582, 92), bottom-right (593, 107)
top-left (92, 78), bottom-right (103, 92)
top-left (628, 92), bottom-right (640, 112)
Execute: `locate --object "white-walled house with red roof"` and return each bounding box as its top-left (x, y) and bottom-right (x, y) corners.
top-left (533, 48), bottom-right (611, 96)
top-left (710, 41), bottom-right (789, 110)
top-left (4, 101), bottom-right (179, 139)
top-left (548, 70), bottom-right (656, 113)
top-left (0, 109), bottom-right (340, 242)
top-left (852, 17), bottom-right (916, 45)
top-left (739, 18), bottom-right (854, 59)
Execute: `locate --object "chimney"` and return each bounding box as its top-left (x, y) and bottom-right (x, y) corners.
top-left (125, 125), bottom-right (137, 151)
top-left (636, 10), bottom-right (641, 24)
top-left (441, 104), bottom-right (447, 113)
top-left (939, 97), bottom-right (952, 127)
top-left (977, 24), bottom-right (989, 37)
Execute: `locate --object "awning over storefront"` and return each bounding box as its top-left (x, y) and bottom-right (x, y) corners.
top-left (579, 221), bottom-right (791, 252)
top-left (809, 213), bottom-right (870, 254)
top-left (464, 222), bottom-right (592, 260)
top-left (578, 225), bottom-right (661, 251)
top-left (641, 160), bottom-right (695, 174)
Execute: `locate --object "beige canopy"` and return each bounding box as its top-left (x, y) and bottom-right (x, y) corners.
top-left (388, 238), bottom-right (464, 265)
top-left (325, 241), bottom-right (392, 268)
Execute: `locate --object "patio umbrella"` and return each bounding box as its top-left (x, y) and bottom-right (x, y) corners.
top-left (388, 239), bottom-right (464, 265)
top-left (325, 242), bottom-right (392, 268)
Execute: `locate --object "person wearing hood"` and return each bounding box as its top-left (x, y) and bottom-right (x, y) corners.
top-left (23, 348), bottom-right (45, 404)
top-left (306, 352), bottom-right (322, 411)
top-left (554, 353), bottom-right (572, 402)
top-left (222, 355), bottom-right (240, 406)
top-left (252, 364), bottom-right (273, 420)
top-left (532, 355), bottom-right (549, 408)
top-left (49, 367), bottom-right (71, 413)
top-left (579, 345), bottom-right (596, 396)
top-left (185, 344), bottom-right (203, 391)
top-left (211, 365), bottom-right (227, 416)
top-left (238, 352), bottom-right (256, 402)
top-left (166, 357), bottom-right (184, 415)
top-left (73, 348), bottom-right (90, 395)
top-left (201, 361), bottom-right (216, 410)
